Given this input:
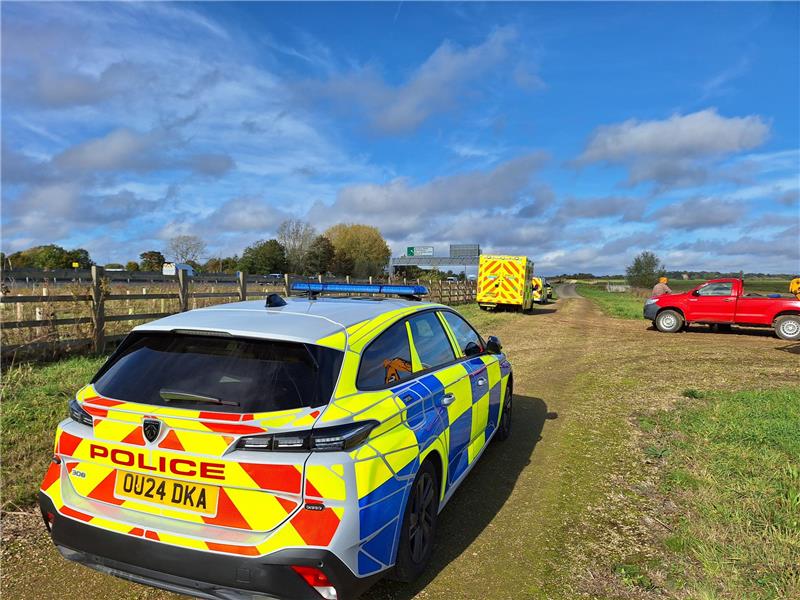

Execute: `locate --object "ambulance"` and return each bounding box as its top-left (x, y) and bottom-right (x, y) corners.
top-left (476, 255), bottom-right (535, 311)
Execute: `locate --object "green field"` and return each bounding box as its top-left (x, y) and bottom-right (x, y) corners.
top-left (640, 387), bottom-right (800, 598)
top-left (2, 356), bottom-right (106, 509)
top-left (576, 283), bottom-right (644, 319)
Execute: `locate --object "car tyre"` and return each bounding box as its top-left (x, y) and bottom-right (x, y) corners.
top-left (655, 309), bottom-right (684, 333)
top-left (775, 315), bottom-right (800, 340)
top-left (393, 460), bottom-right (439, 583)
top-left (495, 387), bottom-right (512, 441)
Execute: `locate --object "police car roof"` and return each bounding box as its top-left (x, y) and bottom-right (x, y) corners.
top-left (133, 296), bottom-right (439, 346)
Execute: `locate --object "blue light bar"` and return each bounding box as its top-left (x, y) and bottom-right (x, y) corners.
top-left (291, 282), bottom-right (429, 297)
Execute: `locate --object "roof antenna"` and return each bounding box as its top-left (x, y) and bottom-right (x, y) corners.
top-left (265, 293), bottom-right (287, 308)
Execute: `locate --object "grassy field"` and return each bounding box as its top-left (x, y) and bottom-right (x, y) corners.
top-left (576, 283), bottom-right (644, 319)
top-left (639, 387), bottom-right (800, 598)
top-left (1, 356), bottom-right (106, 510)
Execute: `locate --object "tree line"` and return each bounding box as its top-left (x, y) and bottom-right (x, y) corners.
top-left (1, 220), bottom-right (392, 278)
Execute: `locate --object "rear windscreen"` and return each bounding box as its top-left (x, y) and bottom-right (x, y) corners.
top-left (92, 333), bottom-right (343, 414)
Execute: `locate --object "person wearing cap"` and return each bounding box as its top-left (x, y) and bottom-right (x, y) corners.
top-left (651, 276), bottom-right (672, 296)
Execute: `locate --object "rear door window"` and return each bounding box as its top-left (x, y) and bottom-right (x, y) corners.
top-left (92, 333), bottom-right (343, 413)
top-left (357, 321), bottom-right (413, 389)
top-left (407, 312), bottom-right (456, 369)
top-left (440, 311), bottom-right (485, 357)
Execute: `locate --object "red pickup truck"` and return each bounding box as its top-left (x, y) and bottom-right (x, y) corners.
top-left (644, 278), bottom-right (800, 340)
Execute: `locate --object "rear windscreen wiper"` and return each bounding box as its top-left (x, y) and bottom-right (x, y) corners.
top-left (159, 389), bottom-right (239, 406)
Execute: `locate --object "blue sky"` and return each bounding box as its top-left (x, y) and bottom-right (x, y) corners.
top-left (2, 1), bottom-right (798, 274)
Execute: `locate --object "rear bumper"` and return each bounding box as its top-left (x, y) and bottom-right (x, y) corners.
top-left (39, 494), bottom-right (379, 600)
top-left (643, 302), bottom-right (659, 321)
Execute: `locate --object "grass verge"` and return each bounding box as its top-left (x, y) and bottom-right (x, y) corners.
top-left (576, 283), bottom-right (644, 319)
top-left (649, 387), bottom-right (800, 598)
top-left (1, 355), bottom-right (106, 510)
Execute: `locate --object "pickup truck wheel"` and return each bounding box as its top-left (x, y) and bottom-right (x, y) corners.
top-left (775, 315), bottom-right (800, 340)
top-left (655, 310), bottom-right (683, 333)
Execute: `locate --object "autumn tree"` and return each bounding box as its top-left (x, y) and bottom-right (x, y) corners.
top-left (277, 219), bottom-right (316, 273)
top-left (304, 236), bottom-right (336, 275)
top-left (324, 223), bottom-right (391, 278)
top-left (125, 261), bottom-right (140, 271)
top-left (204, 256), bottom-right (240, 273)
top-left (168, 235), bottom-right (206, 264)
top-left (238, 240), bottom-right (287, 274)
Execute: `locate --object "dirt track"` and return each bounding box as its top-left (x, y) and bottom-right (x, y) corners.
top-left (3, 295), bottom-right (798, 599)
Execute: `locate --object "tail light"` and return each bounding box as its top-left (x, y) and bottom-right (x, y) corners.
top-left (68, 398), bottom-right (93, 426)
top-left (236, 421), bottom-right (377, 452)
top-left (291, 565), bottom-right (337, 600)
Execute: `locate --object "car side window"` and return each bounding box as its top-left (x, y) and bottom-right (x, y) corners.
top-left (357, 321), bottom-right (413, 389)
top-left (407, 312), bottom-right (456, 370)
top-left (441, 311), bottom-right (484, 357)
top-left (697, 282), bottom-right (733, 296)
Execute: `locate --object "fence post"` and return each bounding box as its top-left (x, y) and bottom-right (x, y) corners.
top-left (91, 265), bottom-right (105, 353)
top-left (318, 274), bottom-right (323, 284)
top-left (346, 275), bottom-right (351, 284)
top-left (178, 269), bottom-right (189, 312)
top-left (238, 271), bottom-right (247, 302)
top-left (283, 274), bottom-right (290, 297)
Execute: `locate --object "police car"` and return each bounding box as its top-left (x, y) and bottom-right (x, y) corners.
top-left (39, 283), bottom-right (513, 600)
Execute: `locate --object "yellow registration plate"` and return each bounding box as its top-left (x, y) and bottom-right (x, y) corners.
top-left (114, 471), bottom-right (219, 514)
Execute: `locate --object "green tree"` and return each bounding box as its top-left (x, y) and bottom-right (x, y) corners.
top-left (125, 261), bottom-right (140, 271)
top-left (304, 236), bottom-right (335, 275)
top-left (626, 251), bottom-right (665, 288)
top-left (139, 250), bottom-right (166, 271)
top-left (104, 263), bottom-right (124, 270)
top-left (5, 245), bottom-right (92, 269)
top-left (65, 248), bottom-right (92, 268)
top-left (330, 249), bottom-right (355, 277)
top-left (238, 239), bottom-right (287, 274)
top-left (324, 223), bottom-right (390, 278)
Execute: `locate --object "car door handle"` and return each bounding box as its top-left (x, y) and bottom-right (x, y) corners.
top-left (477, 378), bottom-right (487, 386)
top-left (441, 393), bottom-right (456, 406)
top-left (723, 298), bottom-right (735, 302)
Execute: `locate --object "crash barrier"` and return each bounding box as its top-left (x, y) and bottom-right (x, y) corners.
top-left (606, 284), bottom-right (631, 293)
top-left (0, 268), bottom-right (476, 361)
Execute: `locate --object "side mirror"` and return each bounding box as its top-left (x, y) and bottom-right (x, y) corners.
top-left (486, 335), bottom-right (502, 354)
top-left (691, 290), bottom-right (700, 297)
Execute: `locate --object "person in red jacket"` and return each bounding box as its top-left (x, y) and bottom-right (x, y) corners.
top-left (651, 276), bottom-right (672, 296)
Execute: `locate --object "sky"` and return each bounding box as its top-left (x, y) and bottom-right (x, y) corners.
top-left (2, 1), bottom-right (799, 275)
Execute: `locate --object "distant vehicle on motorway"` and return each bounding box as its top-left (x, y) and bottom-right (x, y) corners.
top-left (644, 278), bottom-right (800, 340)
top-left (38, 282), bottom-right (513, 599)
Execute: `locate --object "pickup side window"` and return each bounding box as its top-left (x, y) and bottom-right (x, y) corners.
top-left (697, 282), bottom-right (734, 297)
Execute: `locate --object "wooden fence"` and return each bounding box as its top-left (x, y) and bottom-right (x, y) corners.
top-left (1, 267), bottom-right (476, 361)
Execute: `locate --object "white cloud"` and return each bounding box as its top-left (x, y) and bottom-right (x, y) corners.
top-left (580, 109), bottom-right (769, 163)
top-left (577, 109), bottom-right (771, 191)
top-left (54, 128), bottom-right (159, 172)
top-left (653, 197), bottom-right (746, 230)
top-left (307, 27), bottom-right (523, 134)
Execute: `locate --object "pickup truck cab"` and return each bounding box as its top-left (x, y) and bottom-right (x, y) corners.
top-left (644, 278), bottom-right (800, 340)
